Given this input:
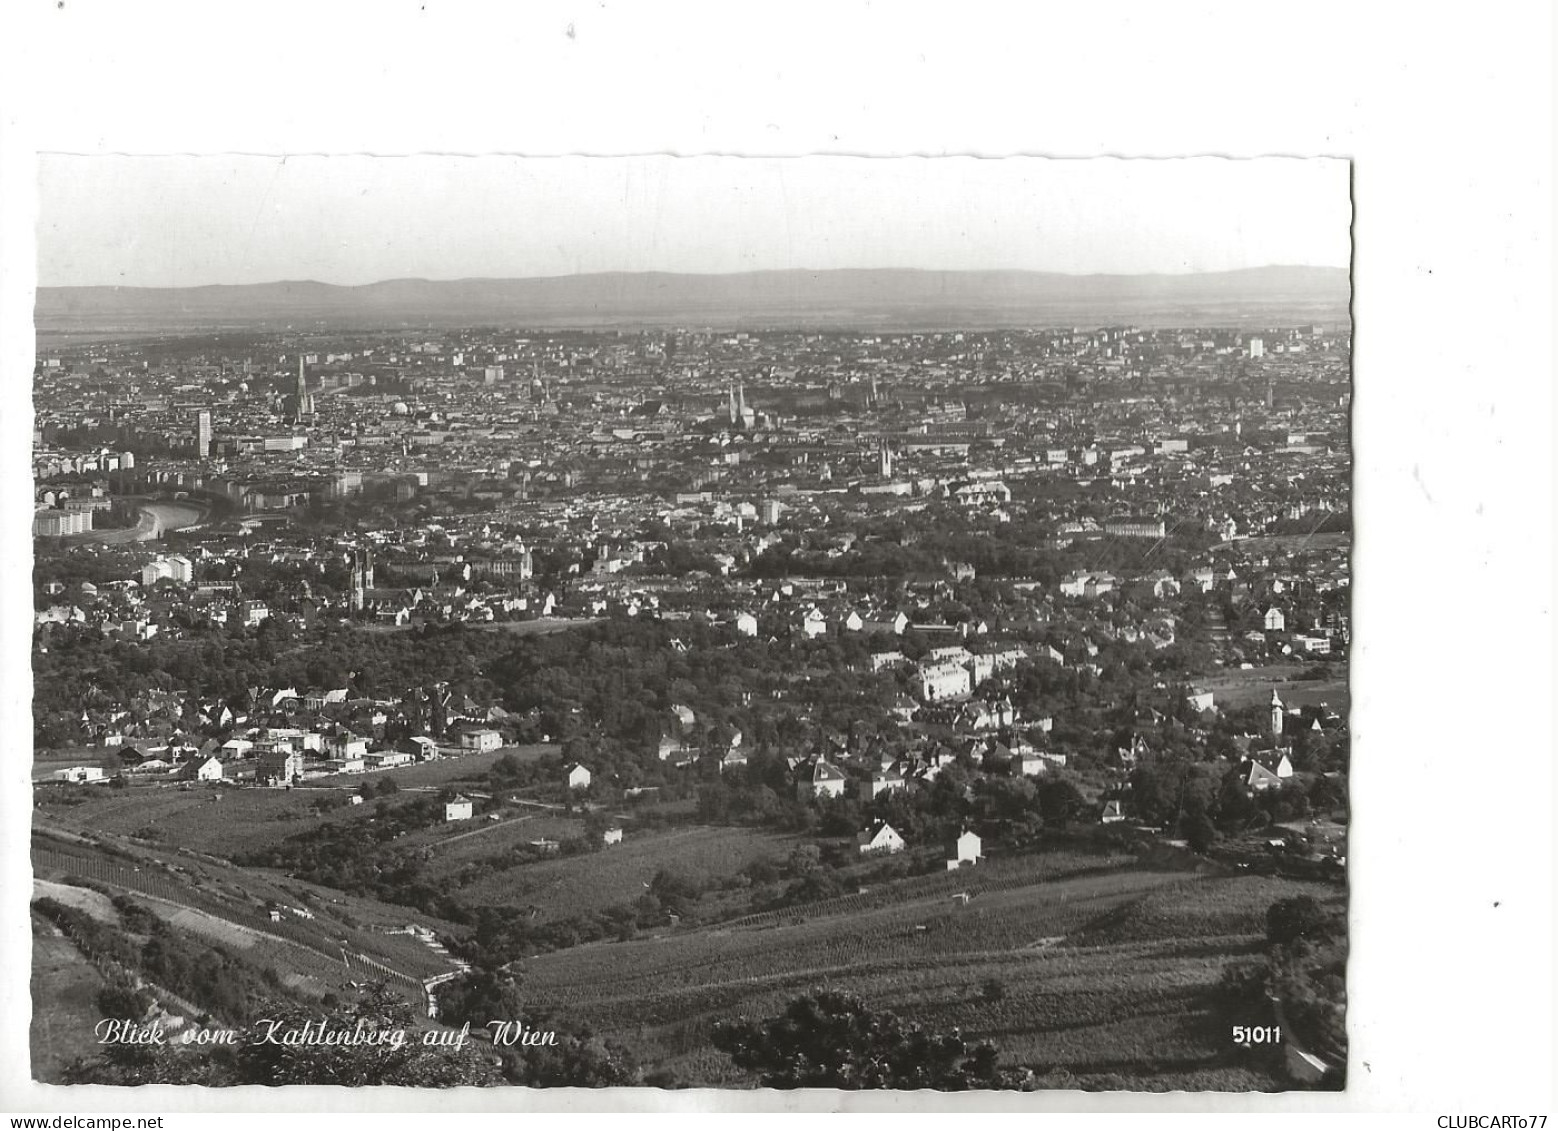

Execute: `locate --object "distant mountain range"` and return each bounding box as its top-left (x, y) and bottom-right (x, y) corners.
top-left (35, 266), bottom-right (1350, 336)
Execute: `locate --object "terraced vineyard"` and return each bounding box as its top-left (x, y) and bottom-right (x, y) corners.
top-left (523, 855), bottom-right (1334, 1089)
top-left (32, 835), bottom-right (457, 1000)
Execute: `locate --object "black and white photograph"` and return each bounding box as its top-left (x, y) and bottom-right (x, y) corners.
top-left (25, 154), bottom-right (1354, 1092)
top-left (0, 2), bottom-right (1551, 1121)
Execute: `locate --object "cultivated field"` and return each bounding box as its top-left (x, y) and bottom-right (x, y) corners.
top-left (34, 781), bottom-right (368, 857)
top-left (32, 744), bottom-right (563, 858)
top-left (456, 825), bottom-right (793, 919)
top-left (522, 852), bottom-right (1338, 1088)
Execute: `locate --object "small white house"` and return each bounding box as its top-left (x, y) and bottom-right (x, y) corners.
top-left (735, 612), bottom-right (758, 637)
top-left (1185, 690), bottom-right (1216, 714)
top-left (444, 795), bottom-right (474, 822)
top-left (182, 756), bottom-right (224, 782)
top-left (857, 821), bottom-right (906, 855)
top-left (947, 829), bottom-right (982, 869)
top-left (602, 826), bottom-right (624, 846)
top-left (565, 763), bottom-right (592, 790)
top-left (1264, 607), bottom-right (1287, 632)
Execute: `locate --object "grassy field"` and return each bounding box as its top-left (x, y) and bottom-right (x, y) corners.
top-left (33, 750), bottom-right (122, 780)
top-left (31, 745), bottom-right (562, 859)
top-left (34, 780), bottom-right (366, 858)
top-left (1197, 662), bottom-right (1349, 712)
top-left (33, 878), bottom-right (122, 923)
top-left (456, 825), bottom-right (793, 919)
top-left (522, 853), bottom-right (1338, 1088)
top-left (30, 916), bottom-right (110, 1082)
top-left (307, 743), bottom-right (559, 790)
top-left (1225, 532), bottom-right (1350, 554)
top-left (412, 813), bottom-right (587, 874)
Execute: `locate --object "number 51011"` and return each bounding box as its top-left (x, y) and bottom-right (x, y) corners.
top-left (1232, 1025), bottom-right (1282, 1045)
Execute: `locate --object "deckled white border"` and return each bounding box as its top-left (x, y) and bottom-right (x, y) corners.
top-left (1, 0), bottom-right (1552, 1120)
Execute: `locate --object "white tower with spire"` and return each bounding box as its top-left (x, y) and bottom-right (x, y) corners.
top-left (1270, 689), bottom-right (1284, 738)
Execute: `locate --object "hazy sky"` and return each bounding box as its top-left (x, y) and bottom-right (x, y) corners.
top-left (37, 155), bottom-right (1350, 288)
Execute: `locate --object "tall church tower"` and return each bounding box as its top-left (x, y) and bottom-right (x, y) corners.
top-left (878, 439), bottom-right (893, 479)
top-left (1270, 689), bottom-right (1284, 738)
top-left (349, 548), bottom-right (373, 613)
top-left (289, 356), bottom-right (314, 423)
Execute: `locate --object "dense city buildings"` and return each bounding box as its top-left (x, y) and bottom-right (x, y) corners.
top-left (31, 314), bottom-right (1351, 1090)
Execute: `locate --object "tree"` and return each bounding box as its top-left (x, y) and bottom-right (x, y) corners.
top-left (432, 968), bottom-right (525, 1029)
top-left (711, 991), bottom-right (1029, 1090)
top-left (1266, 896), bottom-right (1334, 947)
top-left (497, 1012), bottom-right (641, 1087)
top-left (1183, 808), bottom-right (1217, 854)
top-left (1036, 778), bottom-right (1086, 824)
top-left (233, 983), bottom-right (498, 1087)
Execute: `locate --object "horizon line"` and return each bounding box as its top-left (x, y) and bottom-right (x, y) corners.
top-left (39, 263), bottom-right (1350, 292)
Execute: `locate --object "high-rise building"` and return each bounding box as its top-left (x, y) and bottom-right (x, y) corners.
top-left (195, 411), bottom-right (212, 459)
top-left (1248, 337), bottom-right (1265, 360)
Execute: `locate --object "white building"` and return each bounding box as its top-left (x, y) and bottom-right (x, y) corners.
top-left (566, 763), bottom-right (592, 790)
top-left (867, 768), bottom-right (906, 798)
top-left (796, 757), bottom-right (847, 800)
top-left (52, 766), bottom-right (106, 784)
top-left (947, 829), bottom-right (983, 868)
top-left (444, 795), bottom-right (474, 822)
top-left (857, 821), bottom-right (906, 855)
top-left (919, 662), bottom-right (971, 703)
top-left (460, 729), bottom-right (503, 753)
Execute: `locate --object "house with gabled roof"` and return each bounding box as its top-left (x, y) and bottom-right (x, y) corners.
top-left (857, 821), bottom-right (906, 855)
top-left (178, 755), bottom-right (224, 782)
top-left (795, 755), bottom-right (847, 801)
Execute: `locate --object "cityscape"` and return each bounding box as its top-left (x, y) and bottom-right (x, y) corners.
top-left (29, 159), bottom-right (1352, 1092)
